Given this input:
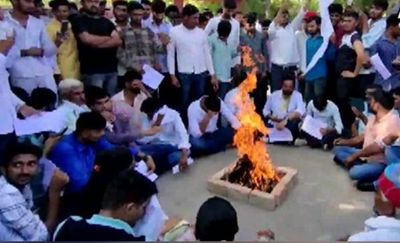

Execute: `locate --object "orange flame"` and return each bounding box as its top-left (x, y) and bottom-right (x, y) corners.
top-left (233, 46), bottom-right (278, 189)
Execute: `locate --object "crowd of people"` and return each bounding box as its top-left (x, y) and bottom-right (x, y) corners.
top-left (1, 0), bottom-right (400, 240)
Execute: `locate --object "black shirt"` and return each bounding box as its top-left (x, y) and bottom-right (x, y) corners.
top-left (71, 13), bottom-right (118, 75)
top-left (336, 32), bottom-right (361, 74)
top-left (54, 215), bottom-right (145, 241)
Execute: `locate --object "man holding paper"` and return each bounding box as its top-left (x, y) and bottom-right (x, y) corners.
top-left (303, 95), bottom-right (343, 149)
top-left (370, 14), bottom-right (400, 91)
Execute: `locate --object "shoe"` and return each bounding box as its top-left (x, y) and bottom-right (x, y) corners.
top-left (356, 181), bottom-right (376, 192)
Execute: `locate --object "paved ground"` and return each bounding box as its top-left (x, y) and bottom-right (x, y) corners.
top-left (156, 143), bottom-right (374, 241)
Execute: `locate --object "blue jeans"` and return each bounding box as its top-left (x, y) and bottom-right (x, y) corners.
top-left (83, 72), bottom-right (119, 95)
top-left (0, 133), bottom-right (16, 165)
top-left (190, 127), bottom-right (234, 157)
top-left (177, 72), bottom-right (208, 114)
top-left (305, 78), bottom-right (327, 103)
top-left (385, 146), bottom-right (400, 165)
top-left (218, 82), bottom-right (231, 99)
top-left (333, 146), bottom-right (386, 183)
top-left (139, 144), bottom-right (181, 174)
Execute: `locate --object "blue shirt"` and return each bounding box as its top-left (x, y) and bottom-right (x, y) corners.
top-left (208, 33), bottom-right (237, 83)
top-left (370, 36), bottom-right (400, 91)
top-left (49, 133), bottom-right (138, 193)
top-left (305, 35), bottom-right (335, 81)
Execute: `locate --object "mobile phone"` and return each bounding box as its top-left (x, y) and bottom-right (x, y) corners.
top-left (60, 21), bottom-right (68, 35)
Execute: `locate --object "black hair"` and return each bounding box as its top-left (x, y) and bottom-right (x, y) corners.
top-left (102, 169), bottom-right (158, 210)
top-left (223, 0), bottom-right (237, 10)
top-left (199, 13), bottom-right (209, 24)
top-left (366, 83), bottom-right (382, 92)
top-left (69, 2), bottom-right (78, 11)
top-left (306, 15), bottom-right (322, 25)
top-left (28, 88), bottom-right (57, 111)
top-left (282, 73), bottom-right (296, 83)
top-left (392, 87), bottom-right (400, 96)
top-left (195, 197), bottom-right (239, 241)
top-left (182, 4), bottom-right (199, 17)
top-left (140, 97), bottom-right (163, 114)
top-left (165, 4), bottom-right (179, 15)
top-left (328, 3), bottom-right (343, 15)
top-left (151, 0), bottom-right (166, 13)
top-left (370, 89), bottom-right (394, 110)
top-left (246, 12), bottom-right (257, 25)
top-left (84, 85), bottom-right (109, 107)
top-left (313, 95), bottom-right (328, 111)
top-left (128, 1), bottom-right (144, 12)
top-left (204, 95), bottom-right (221, 112)
top-left (112, 0), bottom-right (128, 9)
top-left (75, 112), bottom-right (107, 135)
top-left (4, 142), bottom-right (42, 167)
top-left (232, 70), bottom-right (247, 87)
top-left (372, 0), bottom-right (388, 11)
top-left (343, 10), bottom-right (359, 20)
top-left (204, 10), bottom-right (213, 19)
top-left (124, 70), bottom-right (143, 83)
top-left (217, 20), bottom-right (232, 37)
top-left (217, 7), bottom-right (223, 14)
top-left (49, 0), bottom-right (70, 10)
top-left (11, 87), bottom-right (29, 103)
top-left (386, 14), bottom-right (400, 29)
top-left (141, 0), bottom-right (151, 6)
top-left (261, 19), bottom-right (272, 28)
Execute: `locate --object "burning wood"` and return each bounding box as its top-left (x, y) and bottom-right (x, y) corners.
top-left (225, 46), bottom-right (280, 192)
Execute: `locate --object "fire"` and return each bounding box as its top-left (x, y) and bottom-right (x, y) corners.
top-left (232, 46), bottom-right (279, 191)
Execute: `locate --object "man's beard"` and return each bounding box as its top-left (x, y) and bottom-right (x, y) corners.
top-left (282, 91), bottom-right (293, 96)
top-left (85, 8), bottom-right (98, 16)
top-left (131, 87), bottom-right (141, 94)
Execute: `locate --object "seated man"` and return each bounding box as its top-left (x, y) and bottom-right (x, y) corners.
top-left (139, 97), bottom-right (191, 174)
top-left (304, 95), bottom-right (343, 149)
top-left (188, 95), bottom-right (240, 157)
top-left (111, 70), bottom-right (150, 131)
top-left (57, 79), bottom-right (90, 134)
top-left (0, 142), bottom-right (48, 241)
top-left (263, 75), bottom-right (306, 144)
top-left (53, 170), bottom-right (156, 241)
top-left (48, 112), bottom-right (153, 216)
top-left (333, 89), bottom-right (400, 191)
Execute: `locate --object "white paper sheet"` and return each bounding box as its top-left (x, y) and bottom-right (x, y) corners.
top-left (142, 64), bottom-right (164, 90)
top-left (132, 195), bottom-right (168, 241)
top-left (172, 157), bottom-right (194, 175)
top-left (135, 161), bottom-right (159, 182)
top-left (370, 54), bottom-right (392, 80)
top-left (14, 109), bottom-right (67, 136)
top-left (301, 115), bottom-right (328, 140)
top-left (268, 127), bottom-right (293, 143)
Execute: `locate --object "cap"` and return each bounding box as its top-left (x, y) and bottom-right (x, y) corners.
top-left (304, 11), bottom-right (318, 21)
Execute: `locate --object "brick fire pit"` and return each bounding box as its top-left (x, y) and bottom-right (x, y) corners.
top-left (207, 164), bottom-right (298, 210)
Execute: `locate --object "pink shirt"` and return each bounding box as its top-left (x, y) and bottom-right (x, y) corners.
top-left (364, 110), bottom-right (400, 162)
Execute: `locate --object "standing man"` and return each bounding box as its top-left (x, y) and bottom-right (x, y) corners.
top-left (358, 0), bottom-right (388, 97)
top-left (268, 0), bottom-right (308, 92)
top-left (47, 0), bottom-right (80, 80)
top-left (167, 4), bottom-right (216, 121)
top-left (112, 0), bottom-right (129, 32)
top-left (205, 0), bottom-right (240, 71)
top-left (70, 0), bottom-right (122, 95)
top-left (370, 14), bottom-right (400, 91)
top-left (117, 1), bottom-right (159, 74)
top-left (5, 0), bottom-right (58, 95)
top-left (141, 0), bottom-right (152, 27)
top-left (0, 28), bottom-right (38, 165)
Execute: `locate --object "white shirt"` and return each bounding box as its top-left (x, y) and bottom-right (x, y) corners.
top-left (268, 9), bottom-right (305, 66)
top-left (141, 105), bottom-right (190, 149)
top-left (224, 87), bottom-right (251, 116)
top-left (205, 16), bottom-right (241, 66)
top-left (0, 53), bottom-right (24, 135)
top-left (147, 19), bottom-right (172, 73)
top-left (112, 90), bottom-right (148, 127)
top-left (58, 100), bottom-right (90, 135)
top-left (167, 24), bottom-right (215, 75)
top-left (306, 100), bottom-right (344, 134)
top-left (263, 90), bottom-right (306, 120)
top-left (188, 97), bottom-right (240, 138)
top-left (5, 14), bottom-right (57, 78)
top-left (295, 30), bottom-right (307, 73)
top-left (349, 216), bottom-right (400, 241)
